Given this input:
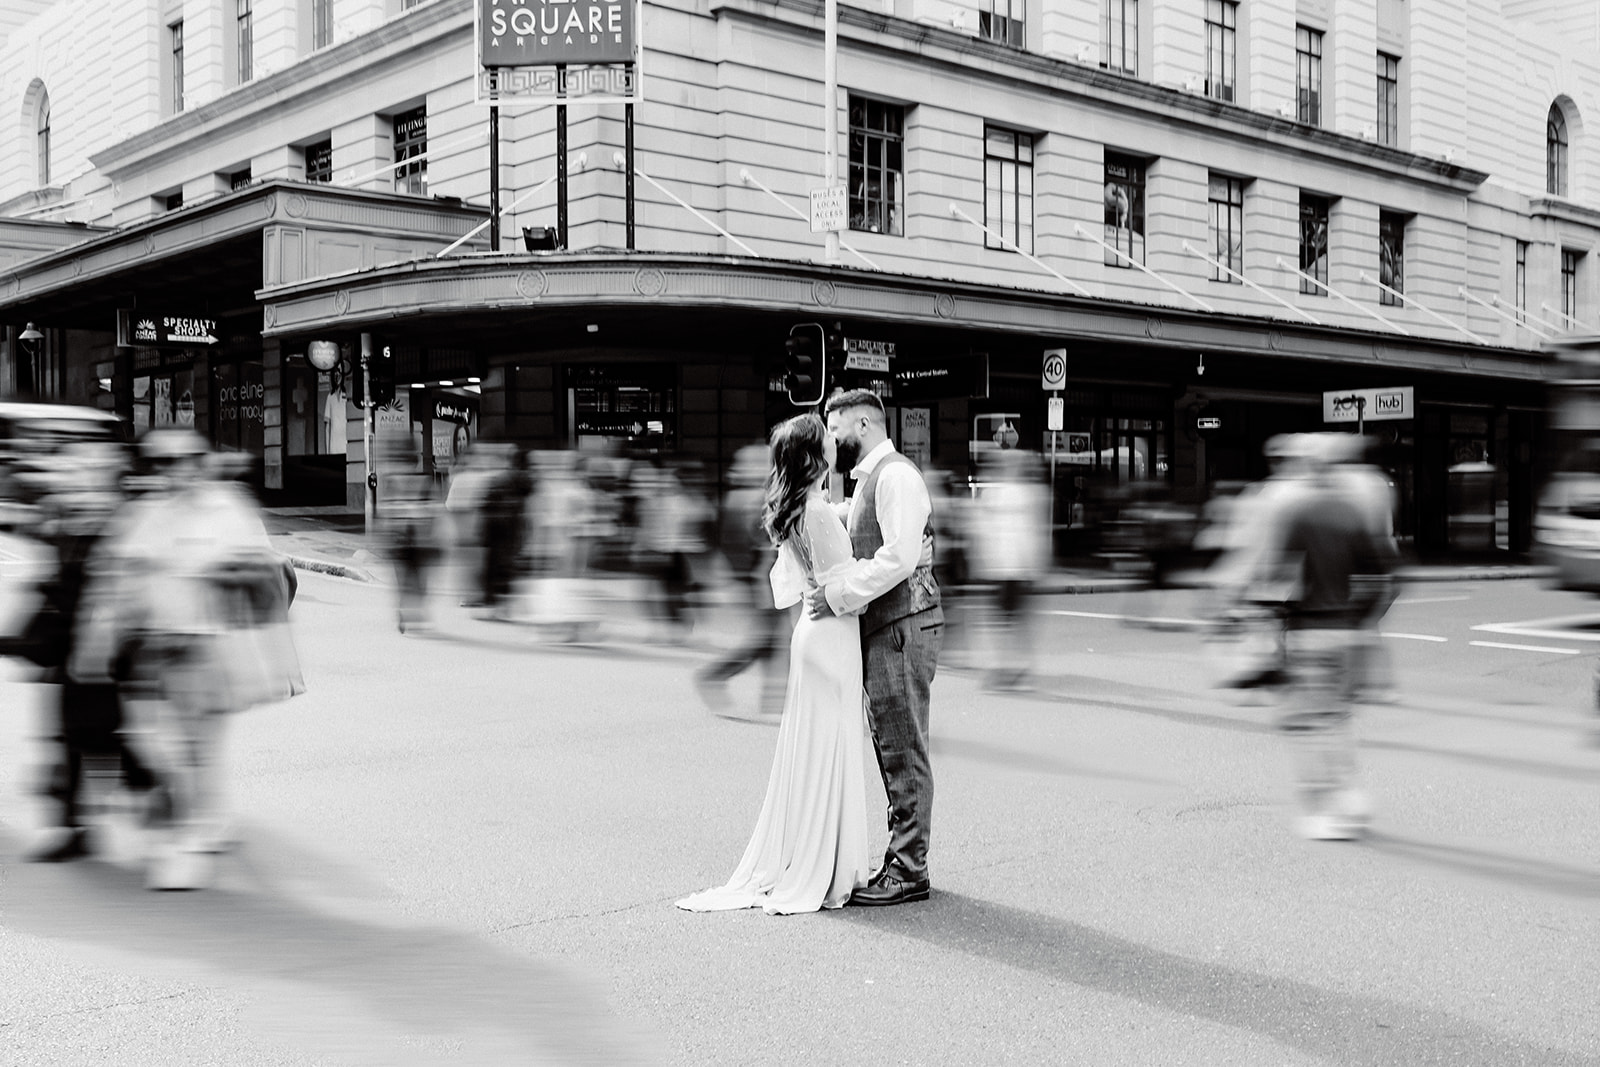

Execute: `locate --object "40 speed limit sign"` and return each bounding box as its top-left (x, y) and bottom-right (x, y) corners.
top-left (1042, 348), bottom-right (1067, 390)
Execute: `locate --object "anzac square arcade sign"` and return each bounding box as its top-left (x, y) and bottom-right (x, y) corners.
top-left (478, 0), bottom-right (637, 69)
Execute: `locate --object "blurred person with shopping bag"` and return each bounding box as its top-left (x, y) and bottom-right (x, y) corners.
top-left (70, 429), bottom-right (304, 889)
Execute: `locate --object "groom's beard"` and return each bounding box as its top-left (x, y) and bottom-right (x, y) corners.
top-left (834, 437), bottom-right (862, 475)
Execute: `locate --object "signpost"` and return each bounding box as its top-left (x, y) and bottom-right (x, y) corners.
top-left (476, 0), bottom-right (641, 250)
top-left (1323, 386), bottom-right (1413, 434)
top-left (1043, 348), bottom-right (1067, 527)
top-left (117, 309), bottom-right (219, 347)
top-left (810, 187), bottom-right (846, 234)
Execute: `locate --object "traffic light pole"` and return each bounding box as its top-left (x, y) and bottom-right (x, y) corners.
top-left (360, 331), bottom-right (376, 534)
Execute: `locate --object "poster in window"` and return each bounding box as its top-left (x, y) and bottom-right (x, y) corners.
top-left (900, 407), bottom-right (931, 469)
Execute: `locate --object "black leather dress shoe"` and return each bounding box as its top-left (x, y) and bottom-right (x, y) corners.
top-left (848, 874), bottom-right (930, 907)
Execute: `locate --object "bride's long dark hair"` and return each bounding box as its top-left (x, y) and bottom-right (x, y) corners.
top-left (761, 413), bottom-right (829, 547)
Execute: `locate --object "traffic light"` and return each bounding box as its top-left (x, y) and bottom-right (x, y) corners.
top-left (784, 323), bottom-right (826, 406)
top-left (368, 345), bottom-right (395, 408)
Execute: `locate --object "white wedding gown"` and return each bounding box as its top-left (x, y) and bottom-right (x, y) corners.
top-left (677, 493), bottom-right (873, 915)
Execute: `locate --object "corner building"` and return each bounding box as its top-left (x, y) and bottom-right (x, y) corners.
top-left (0, 0), bottom-right (1596, 556)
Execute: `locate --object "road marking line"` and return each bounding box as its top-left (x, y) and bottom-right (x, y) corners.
top-left (1472, 616), bottom-right (1600, 643)
top-left (1048, 609), bottom-right (1202, 628)
top-left (1468, 640), bottom-right (1583, 656)
top-left (1393, 595), bottom-right (1470, 605)
top-left (1380, 632), bottom-right (1448, 642)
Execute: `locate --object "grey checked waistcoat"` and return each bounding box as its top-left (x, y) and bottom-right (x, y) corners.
top-left (851, 451), bottom-right (942, 637)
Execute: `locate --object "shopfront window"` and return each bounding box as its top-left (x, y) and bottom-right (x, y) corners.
top-left (212, 360), bottom-right (264, 456)
top-left (566, 364), bottom-right (676, 451)
top-left (130, 350), bottom-right (196, 435)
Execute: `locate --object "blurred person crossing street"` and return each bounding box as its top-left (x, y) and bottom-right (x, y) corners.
top-left (69, 429), bottom-right (304, 889)
top-left (694, 444), bottom-right (788, 715)
top-left (1244, 433), bottom-right (1397, 841)
top-left (968, 450), bottom-right (1049, 692)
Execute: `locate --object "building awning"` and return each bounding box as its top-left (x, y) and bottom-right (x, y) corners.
top-left (257, 251), bottom-right (1556, 383)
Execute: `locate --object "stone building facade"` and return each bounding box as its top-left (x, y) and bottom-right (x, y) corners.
top-left (0, 0), bottom-right (1596, 552)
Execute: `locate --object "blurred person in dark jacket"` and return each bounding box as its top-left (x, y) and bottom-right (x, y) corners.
top-left (1255, 434), bottom-right (1397, 841)
top-left (17, 440), bottom-right (153, 862)
top-left (479, 446), bottom-right (532, 618)
top-left (695, 444), bottom-right (787, 714)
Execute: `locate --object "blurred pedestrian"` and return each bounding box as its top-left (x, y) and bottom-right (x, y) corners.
top-left (969, 450), bottom-right (1048, 692)
top-left (71, 430), bottom-right (304, 888)
top-left (479, 446), bottom-right (532, 619)
top-left (925, 469), bottom-right (972, 668)
top-left (386, 468), bottom-right (442, 633)
top-left (633, 461), bottom-right (709, 641)
top-left (1327, 434), bottom-right (1401, 704)
top-left (1251, 433), bottom-right (1397, 841)
top-left (17, 439), bottom-right (155, 863)
top-left (695, 444), bottom-right (787, 714)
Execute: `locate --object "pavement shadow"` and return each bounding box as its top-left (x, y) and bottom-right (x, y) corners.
top-left (0, 827), bottom-right (656, 1066)
top-left (1363, 831), bottom-right (1600, 903)
top-left (929, 735), bottom-right (1170, 786)
top-left (835, 892), bottom-right (1600, 1066)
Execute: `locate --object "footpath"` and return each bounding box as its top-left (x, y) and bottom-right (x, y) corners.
top-left (263, 506), bottom-right (1550, 594)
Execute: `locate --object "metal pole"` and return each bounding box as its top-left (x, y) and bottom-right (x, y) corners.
top-left (360, 332), bottom-right (376, 533)
top-left (823, 0), bottom-right (839, 264)
top-left (1357, 397), bottom-right (1366, 436)
top-left (626, 95), bottom-right (636, 251)
top-left (489, 105), bottom-right (501, 251)
top-left (557, 65), bottom-right (569, 250)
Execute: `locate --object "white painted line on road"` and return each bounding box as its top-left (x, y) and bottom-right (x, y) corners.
top-left (1380, 632), bottom-right (1449, 642)
top-left (1472, 615), bottom-right (1600, 643)
top-left (1393, 595), bottom-right (1470, 605)
top-left (1047, 609), bottom-right (1203, 628)
top-left (1468, 640), bottom-right (1583, 656)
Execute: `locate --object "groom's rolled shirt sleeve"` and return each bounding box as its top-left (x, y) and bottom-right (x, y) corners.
top-left (824, 463), bottom-right (931, 617)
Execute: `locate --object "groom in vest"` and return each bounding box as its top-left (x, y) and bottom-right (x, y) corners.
top-left (806, 389), bottom-right (943, 906)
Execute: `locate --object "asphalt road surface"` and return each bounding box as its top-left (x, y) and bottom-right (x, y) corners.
top-left (3, 571), bottom-right (1598, 1065)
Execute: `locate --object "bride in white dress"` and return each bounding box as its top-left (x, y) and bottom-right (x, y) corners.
top-left (676, 414), bottom-right (873, 915)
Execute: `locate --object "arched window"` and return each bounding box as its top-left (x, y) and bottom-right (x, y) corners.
top-left (35, 88), bottom-right (50, 187)
top-left (1547, 103), bottom-right (1569, 197)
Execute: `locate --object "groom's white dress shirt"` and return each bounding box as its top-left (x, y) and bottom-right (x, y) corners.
top-left (823, 438), bottom-right (931, 619)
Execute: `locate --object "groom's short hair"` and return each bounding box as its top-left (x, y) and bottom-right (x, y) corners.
top-left (824, 388), bottom-right (885, 422)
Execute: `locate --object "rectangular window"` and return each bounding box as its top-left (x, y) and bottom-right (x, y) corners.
top-left (1299, 194), bottom-right (1330, 295)
top-left (171, 21), bottom-right (185, 113)
top-left (313, 0), bottom-right (333, 49)
top-left (1563, 250), bottom-right (1580, 324)
top-left (1205, 0), bottom-right (1237, 102)
top-left (1377, 53), bottom-right (1400, 146)
top-left (1101, 0), bottom-right (1137, 76)
top-left (305, 139), bottom-right (333, 183)
top-left (229, 167), bottom-right (252, 192)
top-left (848, 96), bottom-right (904, 237)
top-left (1103, 154), bottom-right (1145, 267)
top-left (979, 0), bottom-right (1024, 47)
top-left (393, 105), bottom-right (428, 197)
top-left (1296, 27), bottom-right (1323, 126)
top-left (1379, 210), bottom-right (1406, 306)
top-left (1208, 175), bottom-right (1245, 282)
top-left (237, 0), bottom-right (253, 83)
top-left (1515, 240), bottom-right (1528, 320)
top-left (984, 127), bottom-right (1034, 254)
top-left (164, 191), bottom-right (184, 212)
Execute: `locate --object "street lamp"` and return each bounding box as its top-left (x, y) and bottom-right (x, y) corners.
top-left (16, 322), bottom-right (42, 395)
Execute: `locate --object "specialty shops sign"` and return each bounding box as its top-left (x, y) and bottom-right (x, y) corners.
top-left (478, 0), bottom-right (637, 67)
top-left (117, 308), bottom-right (218, 347)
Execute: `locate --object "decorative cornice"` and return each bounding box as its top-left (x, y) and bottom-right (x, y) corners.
top-left (258, 252), bottom-right (1549, 381)
top-left (1530, 197), bottom-right (1600, 228)
top-left (712, 0), bottom-right (1490, 194)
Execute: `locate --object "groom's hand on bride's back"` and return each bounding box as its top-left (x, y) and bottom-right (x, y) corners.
top-left (805, 586), bottom-right (837, 620)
